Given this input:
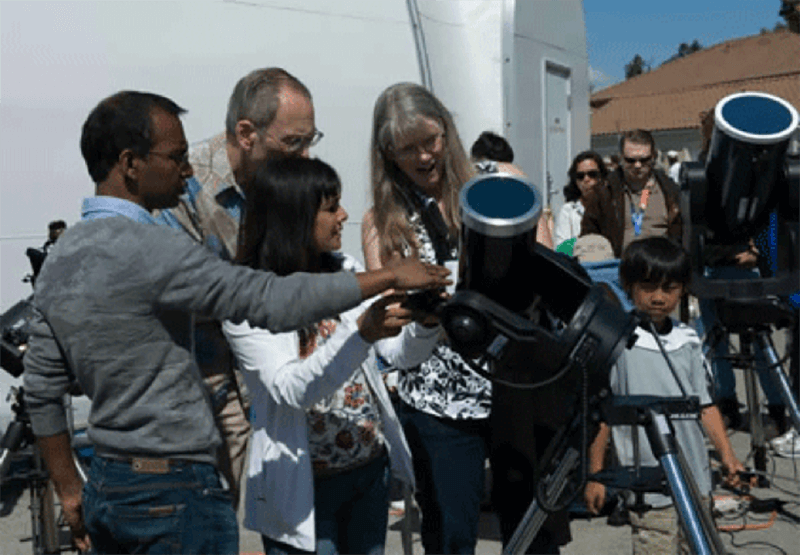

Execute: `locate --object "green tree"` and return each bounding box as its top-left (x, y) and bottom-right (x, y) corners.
top-left (677, 40), bottom-right (703, 57)
top-left (625, 54), bottom-right (649, 79)
top-left (660, 40), bottom-right (703, 67)
top-left (762, 21), bottom-right (788, 33)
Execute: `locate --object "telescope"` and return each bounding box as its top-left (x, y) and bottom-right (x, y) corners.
top-left (439, 173), bottom-right (729, 554)
top-left (440, 173), bottom-right (638, 398)
top-left (681, 91), bottom-right (800, 300)
top-left (1, 247), bottom-right (46, 378)
top-left (438, 173), bottom-right (641, 553)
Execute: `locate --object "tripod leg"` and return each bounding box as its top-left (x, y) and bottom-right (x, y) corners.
top-left (502, 448), bottom-right (579, 555)
top-left (743, 348), bottom-right (769, 485)
top-left (30, 444), bottom-right (59, 554)
top-left (756, 331), bottom-right (800, 434)
top-left (40, 479), bottom-right (59, 553)
top-left (400, 485), bottom-right (413, 555)
top-left (645, 412), bottom-right (726, 555)
top-left (0, 421), bottom-right (27, 480)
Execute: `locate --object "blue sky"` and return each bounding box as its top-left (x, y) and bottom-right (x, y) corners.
top-left (583, 0), bottom-right (788, 90)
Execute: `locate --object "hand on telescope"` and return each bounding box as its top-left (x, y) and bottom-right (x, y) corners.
top-left (409, 289), bottom-right (450, 327)
top-left (384, 257), bottom-right (452, 291)
top-left (358, 294), bottom-right (413, 344)
top-left (584, 480), bottom-right (606, 516)
top-left (355, 258), bottom-right (451, 300)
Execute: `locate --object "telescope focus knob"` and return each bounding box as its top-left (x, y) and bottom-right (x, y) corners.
top-left (447, 313), bottom-right (486, 346)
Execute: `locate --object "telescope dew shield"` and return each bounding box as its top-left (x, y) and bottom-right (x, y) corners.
top-left (705, 91), bottom-right (799, 240)
top-left (450, 174), bottom-right (638, 389)
top-left (459, 173), bottom-right (543, 314)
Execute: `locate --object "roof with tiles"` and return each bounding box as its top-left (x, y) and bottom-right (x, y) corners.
top-left (590, 30), bottom-right (800, 136)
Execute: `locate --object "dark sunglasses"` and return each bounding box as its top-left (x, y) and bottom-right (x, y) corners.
top-left (575, 170), bottom-right (600, 180)
top-left (623, 156), bottom-right (653, 165)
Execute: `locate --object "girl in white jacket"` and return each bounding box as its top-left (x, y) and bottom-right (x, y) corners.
top-left (224, 157), bottom-right (440, 555)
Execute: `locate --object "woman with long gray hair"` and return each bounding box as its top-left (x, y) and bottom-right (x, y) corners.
top-left (361, 83), bottom-right (488, 554)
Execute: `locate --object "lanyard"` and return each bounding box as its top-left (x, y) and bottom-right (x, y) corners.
top-left (629, 183), bottom-right (654, 237)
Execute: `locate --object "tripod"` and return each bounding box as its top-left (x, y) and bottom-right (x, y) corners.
top-left (708, 298), bottom-right (800, 482)
top-left (1, 387), bottom-right (60, 554)
top-left (503, 395), bottom-right (727, 555)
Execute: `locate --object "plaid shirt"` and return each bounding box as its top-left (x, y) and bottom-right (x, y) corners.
top-left (155, 133), bottom-right (244, 260)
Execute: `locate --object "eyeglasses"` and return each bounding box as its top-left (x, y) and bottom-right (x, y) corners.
top-left (623, 155), bottom-right (653, 166)
top-left (149, 150), bottom-right (190, 167)
top-left (575, 170), bottom-right (600, 180)
top-left (264, 129), bottom-right (324, 153)
top-left (392, 133), bottom-right (445, 161)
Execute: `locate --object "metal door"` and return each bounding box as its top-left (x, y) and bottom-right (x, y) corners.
top-left (544, 62), bottom-right (571, 211)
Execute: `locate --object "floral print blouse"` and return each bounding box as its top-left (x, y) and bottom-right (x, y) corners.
top-left (303, 319), bottom-right (386, 475)
top-left (396, 210), bottom-right (492, 420)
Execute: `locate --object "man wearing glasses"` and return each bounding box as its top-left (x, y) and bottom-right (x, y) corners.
top-left (581, 129), bottom-right (682, 258)
top-left (155, 67), bottom-right (323, 510)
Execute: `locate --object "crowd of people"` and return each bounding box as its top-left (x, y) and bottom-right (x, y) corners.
top-left (18, 65), bottom-right (797, 555)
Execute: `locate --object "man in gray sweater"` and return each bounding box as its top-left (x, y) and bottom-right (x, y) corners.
top-left (23, 90), bottom-right (447, 554)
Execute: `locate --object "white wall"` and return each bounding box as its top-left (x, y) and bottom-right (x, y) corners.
top-left (504, 0), bottom-right (591, 217)
top-left (413, 0), bottom-right (506, 152)
top-left (0, 0), bottom-right (420, 312)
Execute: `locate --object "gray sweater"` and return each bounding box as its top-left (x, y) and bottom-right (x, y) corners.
top-left (23, 215), bottom-right (362, 464)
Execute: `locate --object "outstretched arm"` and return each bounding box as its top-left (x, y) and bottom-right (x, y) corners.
top-left (223, 294), bottom-right (414, 410)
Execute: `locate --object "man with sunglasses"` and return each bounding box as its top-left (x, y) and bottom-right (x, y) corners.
top-left (581, 129), bottom-right (682, 258)
top-left (155, 67), bottom-right (323, 511)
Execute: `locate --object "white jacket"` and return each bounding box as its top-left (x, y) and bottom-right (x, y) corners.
top-left (222, 255), bottom-right (440, 550)
top-left (554, 200), bottom-right (584, 249)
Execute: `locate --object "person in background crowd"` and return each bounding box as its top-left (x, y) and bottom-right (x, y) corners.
top-left (361, 82), bottom-right (490, 554)
top-left (26, 220), bottom-right (69, 281)
top-left (470, 130), bottom-right (524, 176)
top-left (554, 151), bottom-right (608, 250)
top-left (667, 150), bottom-right (682, 183)
top-left (23, 90), bottom-right (448, 554)
top-left (581, 129), bottom-right (681, 258)
top-left (604, 154), bottom-right (621, 174)
top-left (469, 130), bottom-right (553, 248)
top-left (155, 67), bottom-right (322, 508)
top-left (224, 157), bottom-right (441, 555)
top-left (44, 220), bottom-right (67, 251)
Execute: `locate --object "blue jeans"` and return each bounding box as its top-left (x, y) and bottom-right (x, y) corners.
top-left (397, 402), bottom-right (487, 554)
top-left (260, 454), bottom-right (389, 555)
top-left (83, 456), bottom-right (238, 554)
top-left (314, 452), bottom-right (390, 555)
